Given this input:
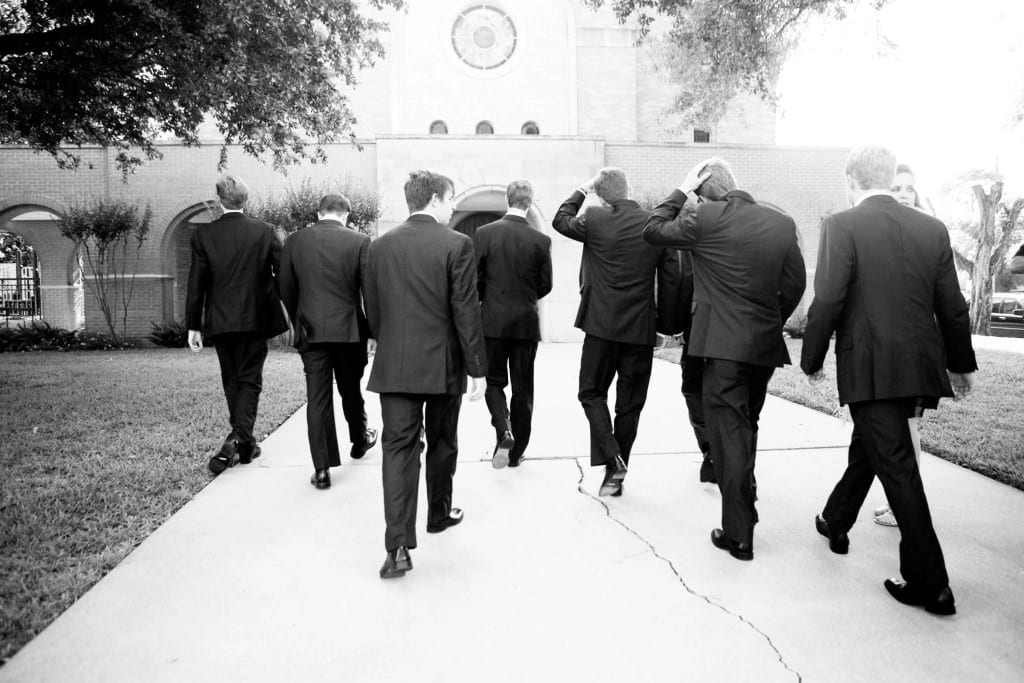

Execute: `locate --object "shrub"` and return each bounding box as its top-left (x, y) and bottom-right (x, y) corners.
top-left (0, 321), bottom-right (134, 352)
top-left (250, 177), bottom-right (383, 238)
top-left (148, 319), bottom-right (189, 348)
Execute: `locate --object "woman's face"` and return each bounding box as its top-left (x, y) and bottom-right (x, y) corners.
top-left (891, 172), bottom-right (917, 207)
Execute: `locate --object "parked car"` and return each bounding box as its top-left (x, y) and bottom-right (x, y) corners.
top-left (991, 294), bottom-right (1024, 324)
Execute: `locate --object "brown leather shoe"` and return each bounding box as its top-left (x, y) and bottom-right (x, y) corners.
top-left (379, 546), bottom-right (413, 579)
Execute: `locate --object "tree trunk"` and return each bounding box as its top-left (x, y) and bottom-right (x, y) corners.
top-left (968, 182), bottom-right (1001, 335)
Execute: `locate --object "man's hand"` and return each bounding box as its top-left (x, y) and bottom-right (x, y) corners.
top-left (948, 371), bottom-right (974, 399)
top-left (580, 174), bottom-right (600, 194)
top-left (467, 376), bottom-right (485, 401)
top-left (807, 370), bottom-right (826, 386)
top-left (367, 338), bottom-right (377, 357)
top-left (679, 158), bottom-right (713, 194)
top-left (188, 330), bottom-right (203, 353)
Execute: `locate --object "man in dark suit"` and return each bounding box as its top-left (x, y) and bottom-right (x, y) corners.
top-left (553, 167), bottom-right (683, 497)
top-left (186, 174), bottom-right (288, 475)
top-left (473, 180), bottom-right (553, 469)
top-left (677, 253), bottom-right (714, 484)
top-left (802, 145), bottom-right (976, 616)
top-left (643, 158), bottom-right (806, 561)
top-left (365, 170), bottom-right (487, 579)
top-left (279, 193), bottom-right (379, 491)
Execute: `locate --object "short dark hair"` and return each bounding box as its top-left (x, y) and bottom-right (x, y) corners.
top-left (216, 174), bottom-right (249, 210)
top-left (318, 193), bottom-right (352, 215)
top-left (845, 146), bottom-right (896, 191)
top-left (506, 180), bottom-right (533, 210)
top-left (593, 167), bottom-right (629, 204)
top-left (404, 170), bottom-right (455, 212)
top-left (696, 158), bottom-right (737, 201)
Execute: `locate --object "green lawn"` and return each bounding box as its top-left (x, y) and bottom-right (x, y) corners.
top-left (0, 348), bottom-right (307, 663)
top-left (657, 339), bottom-right (1024, 491)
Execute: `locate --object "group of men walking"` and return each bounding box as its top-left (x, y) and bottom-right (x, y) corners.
top-left (185, 145), bottom-right (975, 615)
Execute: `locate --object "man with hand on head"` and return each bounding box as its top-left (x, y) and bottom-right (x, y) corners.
top-left (802, 145), bottom-right (976, 616)
top-left (279, 193), bottom-right (378, 491)
top-left (186, 174), bottom-right (288, 475)
top-left (365, 170), bottom-right (487, 579)
top-left (553, 167), bottom-right (683, 498)
top-left (643, 157), bottom-right (806, 562)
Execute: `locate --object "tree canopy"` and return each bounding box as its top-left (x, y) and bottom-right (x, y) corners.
top-left (588, 0), bottom-right (886, 129)
top-left (0, 0), bottom-right (403, 174)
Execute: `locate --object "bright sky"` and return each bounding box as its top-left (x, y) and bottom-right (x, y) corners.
top-left (776, 0), bottom-right (1024, 199)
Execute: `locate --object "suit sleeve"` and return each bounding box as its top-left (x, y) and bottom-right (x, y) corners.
top-left (800, 216), bottom-right (852, 375)
top-left (268, 226), bottom-right (283, 294)
top-left (278, 237), bottom-right (298, 325)
top-left (537, 236), bottom-right (553, 299)
top-left (364, 244), bottom-right (380, 339)
top-left (450, 237), bottom-right (487, 378)
top-left (473, 232), bottom-right (486, 301)
top-left (185, 230), bottom-right (209, 330)
top-left (642, 189), bottom-right (701, 249)
top-left (551, 190), bottom-right (589, 242)
top-left (778, 227), bottom-right (807, 323)
top-left (933, 227), bottom-right (977, 373)
top-left (655, 249), bottom-right (685, 335)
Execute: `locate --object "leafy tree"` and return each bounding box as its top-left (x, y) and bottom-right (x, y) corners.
top-left (588, 0), bottom-right (886, 129)
top-left (58, 199), bottom-right (153, 342)
top-left (250, 177), bottom-right (383, 240)
top-left (941, 171), bottom-right (1024, 334)
top-left (0, 0), bottom-right (403, 175)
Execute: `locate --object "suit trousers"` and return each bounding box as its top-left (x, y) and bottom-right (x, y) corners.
top-left (300, 341), bottom-right (368, 470)
top-left (212, 332), bottom-right (268, 453)
top-left (578, 335), bottom-right (654, 467)
top-left (703, 358), bottom-right (773, 545)
top-left (483, 337), bottom-right (538, 460)
top-left (681, 353), bottom-right (710, 456)
top-left (823, 399), bottom-right (950, 589)
top-left (379, 393), bottom-right (462, 552)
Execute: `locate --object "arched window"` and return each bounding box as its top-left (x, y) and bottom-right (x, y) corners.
top-left (475, 120), bottom-right (494, 135)
top-left (521, 121), bottom-right (540, 135)
top-left (429, 120), bottom-right (448, 134)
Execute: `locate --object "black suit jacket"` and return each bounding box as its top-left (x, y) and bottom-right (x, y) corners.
top-left (644, 189), bottom-right (806, 367)
top-left (801, 194), bottom-right (976, 405)
top-left (365, 215), bottom-right (487, 394)
top-left (473, 214), bottom-right (553, 341)
top-left (553, 190), bottom-right (683, 345)
top-left (185, 211), bottom-right (287, 338)
top-left (279, 219), bottom-right (370, 348)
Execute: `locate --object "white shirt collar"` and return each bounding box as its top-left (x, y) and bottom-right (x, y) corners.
top-left (410, 210), bottom-right (437, 221)
top-left (222, 208), bottom-right (243, 214)
top-left (505, 207), bottom-right (528, 218)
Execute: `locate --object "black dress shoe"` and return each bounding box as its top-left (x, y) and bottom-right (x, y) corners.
top-left (815, 514), bottom-right (849, 554)
top-left (426, 507), bottom-right (464, 533)
top-left (598, 456), bottom-right (627, 496)
top-left (379, 546), bottom-right (413, 579)
top-left (710, 528), bottom-right (754, 561)
top-left (238, 443), bottom-right (261, 464)
top-left (208, 438), bottom-right (239, 475)
top-left (884, 579), bottom-right (956, 616)
top-left (611, 480), bottom-right (624, 497)
top-left (492, 431), bottom-right (514, 469)
top-left (508, 454), bottom-right (524, 468)
top-left (310, 469), bottom-right (331, 489)
top-left (350, 427), bottom-right (378, 460)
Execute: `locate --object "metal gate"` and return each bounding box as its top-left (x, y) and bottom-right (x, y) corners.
top-left (0, 250), bottom-right (41, 324)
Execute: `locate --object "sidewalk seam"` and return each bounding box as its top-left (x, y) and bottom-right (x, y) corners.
top-left (573, 458), bottom-right (802, 683)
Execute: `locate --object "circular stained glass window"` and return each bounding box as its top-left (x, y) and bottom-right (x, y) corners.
top-left (452, 5), bottom-right (517, 70)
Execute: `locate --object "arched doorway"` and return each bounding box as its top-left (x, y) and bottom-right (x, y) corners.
top-left (0, 205), bottom-right (80, 330)
top-left (451, 211), bottom-right (502, 241)
top-left (160, 203), bottom-right (218, 322)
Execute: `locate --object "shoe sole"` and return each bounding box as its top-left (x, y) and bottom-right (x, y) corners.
top-left (492, 435), bottom-right (514, 469)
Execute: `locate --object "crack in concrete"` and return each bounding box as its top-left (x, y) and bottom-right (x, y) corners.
top-left (574, 458), bottom-right (802, 683)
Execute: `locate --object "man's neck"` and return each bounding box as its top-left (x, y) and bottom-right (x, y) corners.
top-left (854, 189), bottom-right (890, 207)
top-left (506, 207), bottom-right (528, 218)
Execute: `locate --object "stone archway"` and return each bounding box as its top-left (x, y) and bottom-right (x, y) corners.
top-left (0, 197), bottom-right (80, 329)
top-left (158, 201), bottom-right (218, 322)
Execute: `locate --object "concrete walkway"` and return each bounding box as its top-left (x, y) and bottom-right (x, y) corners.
top-left (3, 343), bottom-right (1023, 682)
